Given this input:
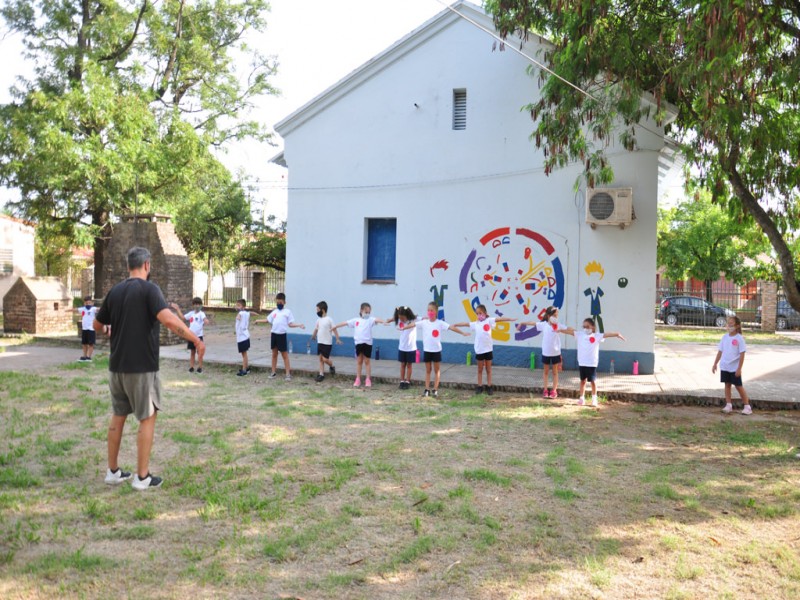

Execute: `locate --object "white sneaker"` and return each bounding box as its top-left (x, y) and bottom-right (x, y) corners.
top-left (591, 397), bottom-right (598, 407)
top-left (741, 405), bottom-right (752, 415)
top-left (104, 468), bottom-right (132, 485)
top-left (132, 473), bottom-right (163, 491)
top-left (285, 375), bottom-right (292, 381)
top-left (578, 398), bottom-right (586, 406)
top-left (722, 403), bottom-right (733, 414)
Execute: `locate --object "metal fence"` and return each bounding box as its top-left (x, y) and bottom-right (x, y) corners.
top-left (194, 268), bottom-right (285, 307)
top-left (654, 282), bottom-right (761, 329)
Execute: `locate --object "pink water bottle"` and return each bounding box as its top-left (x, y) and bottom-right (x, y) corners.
top-left (632, 360), bottom-right (639, 375)
top-left (415, 349), bottom-right (420, 363)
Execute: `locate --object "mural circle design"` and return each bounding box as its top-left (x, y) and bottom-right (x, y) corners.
top-left (458, 227), bottom-right (565, 341)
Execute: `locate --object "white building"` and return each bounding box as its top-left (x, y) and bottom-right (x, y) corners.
top-left (273, 1), bottom-right (677, 374)
top-left (0, 214), bottom-right (36, 312)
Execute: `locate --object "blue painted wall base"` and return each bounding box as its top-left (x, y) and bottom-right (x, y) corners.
top-left (287, 333), bottom-right (654, 375)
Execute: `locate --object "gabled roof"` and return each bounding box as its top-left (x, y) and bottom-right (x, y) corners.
top-left (274, 1), bottom-right (493, 137)
top-left (11, 277), bottom-right (70, 300)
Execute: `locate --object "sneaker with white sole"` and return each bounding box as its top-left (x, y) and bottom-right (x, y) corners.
top-left (268, 372), bottom-right (277, 379)
top-left (741, 405), bottom-right (752, 415)
top-left (550, 389), bottom-right (558, 399)
top-left (285, 375), bottom-right (292, 381)
top-left (543, 388), bottom-right (550, 399)
top-left (315, 374), bottom-right (325, 382)
top-left (353, 377), bottom-right (361, 387)
top-left (722, 403), bottom-right (733, 414)
top-left (365, 377), bottom-right (372, 388)
top-left (591, 397), bottom-right (598, 407)
top-left (578, 398), bottom-right (586, 406)
top-left (104, 468), bottom-right (132, 485)
top-left (423, 389), bottom-right (431, 397)
top-left (132, 473), bottom-right (163, 491)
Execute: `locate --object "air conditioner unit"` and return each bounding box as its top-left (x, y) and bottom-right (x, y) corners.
top-left (586, 188), bottom-right (634, 229)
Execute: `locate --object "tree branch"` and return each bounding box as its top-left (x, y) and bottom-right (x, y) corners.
top-left (98, 0), bottom-right (148, 64)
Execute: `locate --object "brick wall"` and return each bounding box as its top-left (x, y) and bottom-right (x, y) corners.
top-left (100, 217), bottom-right (192, 345)
top-left (3, 279), bottom-right (73, 334)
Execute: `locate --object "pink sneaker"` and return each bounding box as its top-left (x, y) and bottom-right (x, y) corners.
top-left (550, 389), bottom-right (558, 399)
top-left (578, 397), bottom-right (586, 406)
top-left (543, 388), bottom-right (550, 399)
top-left (365, 377), bottom-right (372, 388)
top-left (353, 377), bottom-right (361, 387)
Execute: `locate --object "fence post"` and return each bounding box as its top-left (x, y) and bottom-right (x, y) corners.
top-left (252, 272), bottom-right (265, 312)
top-left (760, 280), bottom-right (777, 333)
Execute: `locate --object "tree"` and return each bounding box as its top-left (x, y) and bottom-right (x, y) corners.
top-left (237, 218), bottom-right (286, 272)
top-left (0, 0), bottom-right (278, 296)
top-left (486, 0), bottom-right (800, 311)
top-left (657, 194), bottom-right (771, 302)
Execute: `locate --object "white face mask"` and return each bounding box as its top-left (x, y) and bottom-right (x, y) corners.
top-left (361, 312), bottom-right (370, 318)
top-left (549, 316), bottom-right (558, 324)
top-left (727, 327), bottom-right (736, 334)
top-left (583, 327), bottom-right (592, 335)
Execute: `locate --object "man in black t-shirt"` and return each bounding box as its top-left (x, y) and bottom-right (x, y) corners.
top-left (95, 247), bottom-right (205, 490)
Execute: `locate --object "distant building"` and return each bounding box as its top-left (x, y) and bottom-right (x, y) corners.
top-left (0, 214), bottom-right (35, 312)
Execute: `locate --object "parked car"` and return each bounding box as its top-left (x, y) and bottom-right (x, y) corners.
top-left (658, 296), bottom-right (735, 327)
top-left (755, 300), bottom-right (800, 330)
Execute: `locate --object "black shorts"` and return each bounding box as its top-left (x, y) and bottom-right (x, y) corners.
top-left (271, 332), bottom-right (288, 352)
top-left (81, 329), bottom-right (96, 346)
top-left (579, 366), bottom-right (597, 382)
top-left (542, 355), bottom-right (562, 365)
top-left (237, 339), bottom-right (251, 354)
top-left (187, 335), bottom-right (203, 351)
top-left (720, 370), bottom-right (743, 386)
top-left (424, 351), bottom-right (442, 363)
top-left (398, 350), bottom-right (416, 364)
top-left (475, 351), bottom-right (493, 362)
top-left (356, 343), bottom-right (372, 358)
top-left (317, 343), bottom-right (332, 359)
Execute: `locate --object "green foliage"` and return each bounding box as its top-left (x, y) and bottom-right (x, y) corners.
top-left (486, 0), bottom-right (800, 310)
top-left (0, 0), bottom-right (279, 290)
top-left (658, 193), bottom-right (772, 292)
top-left (236, 219), bottom-right (286, 271)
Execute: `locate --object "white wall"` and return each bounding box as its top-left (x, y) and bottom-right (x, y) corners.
top-left (278, 9), bottom-right (662, 371)
top-left (0, 217), bottom-right (35, 312)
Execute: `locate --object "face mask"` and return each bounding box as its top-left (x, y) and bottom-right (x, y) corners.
top-left (316, 310), bottom-right (323, 318)
top-left (276, 303), bottom-right (284, 310)
top-left (727, 327), bottom-right (736, 334)
top-left (583, 327), bottom-right (592, 335)
top-left (428, 310), bottom-right (437, 319)
top-left (193, 306), bottom-right (201, 313)
top-left (549, 316), bottom-right (558, 324)
top-left (477, 313), bottom-right (487, 321)
top-left (85, 303), bottom-right (92, 308)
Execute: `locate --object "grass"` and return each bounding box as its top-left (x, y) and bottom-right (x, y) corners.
top-left (655, 327), bottom-right (800, 345)
top-left (1, 356), bottom-right (799, 599)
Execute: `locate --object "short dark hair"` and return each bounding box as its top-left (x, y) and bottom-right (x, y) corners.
top-left (317, 300), bottom-right (328, 313)
top-left (276, 292), bottom-right (286, 301)
top-left (192, 297), bottom-right (203, 305)
top-left (236, 298), bottom-right (247, 307)
top-left (83, 295), bottom-right (93, 302)
top-left (127, 247), bottom-right (151, 270)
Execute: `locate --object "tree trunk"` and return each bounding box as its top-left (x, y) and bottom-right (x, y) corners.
top-left (704, 280), bottom-right (713, 304)
top-left (725, 145), bottom-right (800, 312)
top-left (93, 214), bottom-right (110, 299)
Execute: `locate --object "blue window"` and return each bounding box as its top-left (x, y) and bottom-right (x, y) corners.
top-left (365, 218), bottom-right (396, 282)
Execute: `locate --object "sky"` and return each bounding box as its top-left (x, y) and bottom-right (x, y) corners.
top-left (0, 0), bottom-right (456, 221)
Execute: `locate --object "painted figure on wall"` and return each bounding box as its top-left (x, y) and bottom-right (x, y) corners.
top-left (583, 261), bottom-right (605, 333)
top-left (458, 227), bottom-right (564, 342)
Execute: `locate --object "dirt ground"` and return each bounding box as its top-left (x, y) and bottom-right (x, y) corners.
top-left (0, 345), bottom-right (799, 599)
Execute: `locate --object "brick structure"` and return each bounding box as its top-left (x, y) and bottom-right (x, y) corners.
top-left (100, 215), bottom-right (192, 345)
top-left (760, 280), bottom-right (778, 333)
top-left (3, 277), bottom-right (74, 334)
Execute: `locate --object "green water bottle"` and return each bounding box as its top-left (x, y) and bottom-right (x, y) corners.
top-left (466, 351), bottom-right (472, 366)
top-left (530, 352), bottom-right (536, 370)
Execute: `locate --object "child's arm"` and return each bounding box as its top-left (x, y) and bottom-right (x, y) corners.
top-left (311, 325), bottom-right (319, 340)
top-left (373, 317), bottom-right (388, 325)
top-left (334, 328), bottom-right (343, 344)
top-left (448, 325), bottom-right (469, 337)
top-left (736, 351), bottom-right (745, 377)
top-left (332, 321), bottom-right (349, 331)
top-left (289, 321), bottom-right (306, 330)
top-left (450, 321), bottom-right (470, 328)
top-left (561, 327), bottom-right (576, 336)
top-left (168, 302), bottom-right (186, 318)
top-left (516, 321), bottom-right (538, 328)
top-left (496, 317), bottom-right (517, 323)
top-left (712, 350), bottom-right (722, 373)
top-left (604, 331), bottom-right (626, 341)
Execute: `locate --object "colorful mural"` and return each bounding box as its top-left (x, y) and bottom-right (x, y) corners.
top-left (430, 284), bottom-right (448, 319)
top-left (583, 260), bottom-right (605, 333)
top-left (429, 259), bottom-right (449, 277)
top-left (458, 227), bottom-right (565, 341)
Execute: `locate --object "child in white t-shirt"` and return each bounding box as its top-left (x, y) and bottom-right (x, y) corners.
top-left (235, 299), bottom-right (259, 376)
top-left (712, 316), bottom-right (751, 415)
top-left (517, 306), bottom-right (570, 399)
top-left (76, 295), bottom-right (100, 361)
top-left (255, 292), bottom-right (305, 381)
top-left (333, 302), bottom-right (387, 388)
top-left (453, 304), bottom-right (515, 395)
top-left (175, 297), bottom-right (208, 373)
top-left (388, 306), bottom-right (418, 390)
top-left (417, 302), bottom-right (468, 398)
top-left (311, 300), bottom-right (341, 382)
top-left (567, 317), bottom-right (625, 407)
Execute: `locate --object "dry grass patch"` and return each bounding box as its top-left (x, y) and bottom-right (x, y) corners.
top-left (0, 358), bottom-right (799, 598)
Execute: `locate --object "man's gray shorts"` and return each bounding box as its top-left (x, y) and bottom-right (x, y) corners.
top-left (109, 372), bottom-right (162, 421)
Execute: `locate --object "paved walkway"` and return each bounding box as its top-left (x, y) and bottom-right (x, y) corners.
top-left (2, 332), bottom-right (798, 409)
